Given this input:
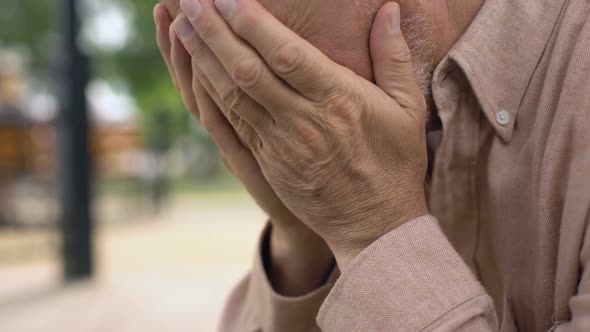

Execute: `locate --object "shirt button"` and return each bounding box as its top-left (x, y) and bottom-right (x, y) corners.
top-left (496, 110), bottom-right (511, 126)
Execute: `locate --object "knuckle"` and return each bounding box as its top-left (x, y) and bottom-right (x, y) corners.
top-left (227, 109), bottom-right (242, 125)
top-left (328, 94), bottom-right (357, 119)
top-left (191, 58), bottom-right (203, 78)
top-left (320, 87), bottom-right (359, 122)
top-left (231, 58), bottom-right (263, 90)
top-left (197, 20), bottom-right (219, 45)
top-left (188, 36), bottom-right (209, 59)
top-left (232, 11), bottom-right (254, 36)
top-left (219, 83), bottom-right (245, 111)
top-left (191, 61), bottom-right (211, 93)
top-left (390, 45), bottom-right (413, 65)
top-left (162, 0), bottom-right (181, 16)
top-left (228, 112), bottom-right (252, 142)
top-left (191, 74), bottom-right (202, 94)
top-left (269, 42), bottom-right (303, 76)
top-left (296, 121), bottom-right (325, 151)
top-left (396, 89), bottom-right (428, 117)
top-left (231, 116), bottom-right (256, 145)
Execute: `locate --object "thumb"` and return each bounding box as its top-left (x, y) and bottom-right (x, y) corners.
top-left (370, 2), bottom-right (425, 112)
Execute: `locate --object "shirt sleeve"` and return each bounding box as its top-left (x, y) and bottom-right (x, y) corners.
top-left (218, 225), bottom-right (338, 332)
top-left (317, 215), bottom-right (499, 331)
top-left (554, 211), bottom-right (590, 332)
top-left (555, 279), bottom-right (590, 330)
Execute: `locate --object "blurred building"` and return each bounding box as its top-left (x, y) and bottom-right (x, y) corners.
top-left (0, 48), bottom-right (144, 226)
top-left (0, 48), bottom-right (146, 175)
top-left (0, 50), bottom-right (44, 181)
top-left (87, 80), bottom-right (142, 177)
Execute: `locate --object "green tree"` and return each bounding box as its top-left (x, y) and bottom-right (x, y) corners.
top-left (0, 0), bottom-right (57, 75)
top-left (1, 0), bottom-right (212, 147)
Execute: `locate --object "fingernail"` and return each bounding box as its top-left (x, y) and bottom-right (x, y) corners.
top-left (176, 15), bottom-right (195, 40)
top-left (181, 0), bottom-right (202, 21)
top-left (215, 0), bottom-right (237, 18)
top-left (390, 6), bottom-right (401, 32)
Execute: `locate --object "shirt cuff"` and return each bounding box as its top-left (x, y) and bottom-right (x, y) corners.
top-left (243, 224), bottom-right (339, 331)
top-left (317, 215), bottom-right (488, 331)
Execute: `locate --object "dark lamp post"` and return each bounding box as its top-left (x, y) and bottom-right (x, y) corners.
top-left (58, 0), bottom-right (93, 280)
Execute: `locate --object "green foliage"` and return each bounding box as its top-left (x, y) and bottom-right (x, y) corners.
top-left (0, 0), bottom-right (208, 145)
top-left (0, 0), bottom-right (57, 70)
top-left (105, 0), bottom-right (179, 112)
top-left (99, 0), bottom-right (190, 141)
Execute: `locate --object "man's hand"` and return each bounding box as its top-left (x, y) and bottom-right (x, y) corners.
top-left (154, 4), bottom-right (334, 296)
top-left (173, 0), bottom-right (429, 270)
top-left (160, 0), bottom-right (182, 17)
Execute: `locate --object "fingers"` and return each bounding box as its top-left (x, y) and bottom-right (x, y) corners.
top-left (177, 0), bottom-right (308, 117)
top-left (170, 23), bottom-right (200, 119)
top-left (173, 15), bottom-right (276, 137)
top-left (192, 72), bottom-right (280, 213)
top-left (154, 4), bottom-right (179, 89)
top-left (212, 0), bottom-right (349, 102)
top-left (188, 46), bottom-right (264, 151)
top-left (192, 63), bottom-right (239, 141)
top-left (370, 2), bottom-right (426, 116)
top-left (193, 67), bottom-right (262, 150)
top-left (169, 12), bottom-right (259, 164)
top-left (160, 0), bottom-right (182, 18)
top-left (192, 57), bottom-right (222, 110)
top-left (192, 67), bottom-right (205, 122)
top-left (193, 71), bottom-right (253, 166)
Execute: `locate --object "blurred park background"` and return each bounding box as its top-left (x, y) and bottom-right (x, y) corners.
top-left (0, 0), bottom-right (265, 331)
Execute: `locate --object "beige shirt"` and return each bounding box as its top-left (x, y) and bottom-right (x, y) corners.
top-left (219, 0), bottom-right (590, 330)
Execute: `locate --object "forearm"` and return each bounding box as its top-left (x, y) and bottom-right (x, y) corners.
top-left (317, 216), bottom-right (498, 331)
top-left (220, 224), bottom-right (336, 332)
top-left (266, 224), bottom-right (336, 297)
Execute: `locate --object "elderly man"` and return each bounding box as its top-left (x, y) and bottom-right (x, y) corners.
top-left (154, 0), bottom-right (590, 330)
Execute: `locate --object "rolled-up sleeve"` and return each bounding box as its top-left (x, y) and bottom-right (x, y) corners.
top-left (219, 226), bottom-right (337, 332)
top-left (317, 215), bottom-right (499, 331)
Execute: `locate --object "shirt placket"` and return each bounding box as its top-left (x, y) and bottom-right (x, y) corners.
top-left (429, 62), bottom-right (482, 276)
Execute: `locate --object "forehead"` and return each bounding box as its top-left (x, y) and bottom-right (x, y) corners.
top-left (160, 0), bottom-right (290, 19)
top-left (160, 0), bottom-right (294, 24)
top-left (160, 0), bottom-right (379, 18)
top-left (159, 0), bottom-right (378, 79)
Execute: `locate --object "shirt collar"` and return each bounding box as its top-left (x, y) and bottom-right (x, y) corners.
top-left (439, 0), bottom-right (567, 142)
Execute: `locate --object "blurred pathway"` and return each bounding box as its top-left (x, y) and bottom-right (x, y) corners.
top-left (0, 192), bottom-right (266, 332)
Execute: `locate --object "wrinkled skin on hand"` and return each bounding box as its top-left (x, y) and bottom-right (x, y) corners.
top-left (155, 1), bottom-right (338, 296)
top-left (170, 0), bottom-right (429, 269)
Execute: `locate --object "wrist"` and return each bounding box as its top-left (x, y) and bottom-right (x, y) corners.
top-left (330, 199), bottom-right (429, 271)
top-left (266, 224), bottom-right (335, 296)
